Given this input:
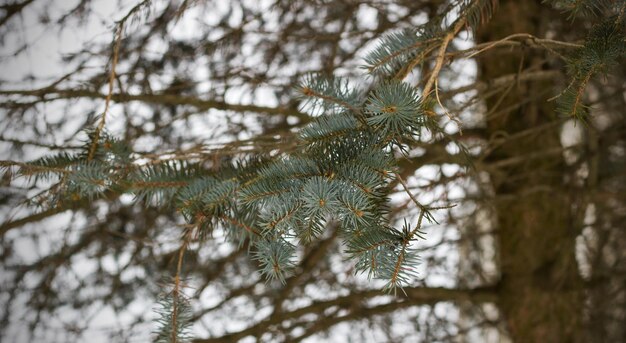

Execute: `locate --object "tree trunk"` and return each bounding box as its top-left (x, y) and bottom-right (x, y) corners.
top-left (477, 1), bottom-right (584, 341)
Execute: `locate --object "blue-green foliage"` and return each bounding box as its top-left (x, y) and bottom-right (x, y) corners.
top-left (296, 74), bottom-right (363, 116)
top-left (301, 177), bottom-right (339, 216)
top-left (347, 226), bottom-right (402, 276)
top-left (346, 220), bottom-right (424, 292)
top-left (231, 74), bottom-right (428, 287)
top-left (8, 31), bottom-right (437, 294)
top-left (299, 113), bottom-right (361, 148)
top-left (66, 162), bottom-right (113, 200)
top-left (9, 2), bottom-right (626, 341)
top-left (7, 70), bottom-right (429, 289)
top-left (18, 152), bottom-right (80, 182)
top-left (252, 239), bottom-right (296, 284)
top-left (79, 129), bottom-right (132, 163)
top-left (362, 0), bottom-right (496, 78)
top-left (177, 177), bottom-right (221, 216)
top-left (7, 0), bottom-right (622, 298)
top-left (366, 81), bottom-right (426, 142)
top-left (456, 0), bottom-right (498, 30)
top-left (153, 291), bottom-right (193, 343)
top-left (130, 161), bottom-right (201, 206)
top-left (259, 194), bottom-right (301, 234)
top-left (553, 9), bottom-right (625, 120)
top-left (363, 27), bottom-right (439, 77)
top-left (9, 72), bottom-right (426, 289)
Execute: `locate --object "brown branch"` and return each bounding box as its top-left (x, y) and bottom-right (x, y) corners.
top-left (488, 145), bottom-right (579, 169)
top-left (291, 287), bottom-right (495, 342)
top-left (192, 286), bottom-right (497, 343)
top-left (462, 33), bottom-right (582, 59)
top-left (395, 173), bottom-right (426, 210)
top-left (421, 17), bottom-right (467, 100)
top-left (219, 215), bottom-right (260, 236)
top-left (569, 70), bottom-right (594, 117)
top-left (171, 228), bottom-right (193, 343)
top-left (441, 70), bottom-right (562, 100)
top-left (300, 87), bottom-right (362, 118)
top-left (88, 24), bottom-right (123, 161)
top-left (0, 136), bottom-right (81, 150)
top-left (0, 88), bottom-right (309, 121)
top-left (0, 0), bottom-right (35, 27)
top-left (0, 160), bottom-right (70, 175)
top-left (0, 207), bottom-right (69, 238)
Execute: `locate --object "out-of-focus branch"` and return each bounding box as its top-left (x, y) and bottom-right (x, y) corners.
top-left (0, 88), bottom-right (309, 121)
top-left (0, 0), bottom-right (36, 27)
top-left (0, 206), bottom-right (69, 238)
top-left (442, 70), bottom-right (562, 100)
top-left (193, 286), bottom-right (497, 343)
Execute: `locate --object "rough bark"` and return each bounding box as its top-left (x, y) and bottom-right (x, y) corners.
top-left (477, 1), bottom-right (584, 341)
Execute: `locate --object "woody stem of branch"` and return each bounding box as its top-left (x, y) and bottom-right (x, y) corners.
top-left (421, 17), bottom-right (466, 100)
top-left (88, 24), bottom-right (123, 161)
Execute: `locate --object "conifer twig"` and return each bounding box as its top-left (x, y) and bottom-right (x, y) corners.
top-left (0, 160), bottom-right (70, 175)
top-left (88, 24), bottom-right (122, 161)
top-left (395, 173), bottom-right (426, 211)
top-left (434, 79), bottom-right (462, 135)
top-left (422, 17), bottom-right (466, 100)
top-left (86, 1), bottom-right (152, 161)
top-left (171, 228), bottom-right (193, 343)
top-left (464, 33), bottom-right (582, 59)
top-left (393, 40), bottom-right (439, 80)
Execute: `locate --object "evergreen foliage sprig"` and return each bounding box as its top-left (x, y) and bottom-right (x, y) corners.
top-left (547, 0), bottom-right (617, 18)
top-left (296, 74), bottom-right (363, 116)
top-left (153, 290), bottom-right (193, 343)
top-left (457, 0), bottom-right (499, 30)
top-left (366, 81), bottom-right (427, 142)
top-left (363, 28), bottom-right (440, 77)
top-left (551, 4), bottom-right (626, 120)
top-left (3, 70), bottom-right (434, 292)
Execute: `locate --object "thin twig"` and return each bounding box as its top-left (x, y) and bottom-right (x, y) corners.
top-left (465, 33), bottom-right (582, 59)
top-left (0, 160), bottom-right (70, 174)
top-left (421, 17), bottom-right (467, 100)
top-left (171, 228), bottom-right (193, 343)
top-left (87, 25), bottom-right (123, 161)
top-left (434, 78), bottom-right (462, 135)
top-left (395, 173), bottom-right (426, 211)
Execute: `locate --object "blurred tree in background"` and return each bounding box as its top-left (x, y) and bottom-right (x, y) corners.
top-left (1, 0), bottom-right (625, 342)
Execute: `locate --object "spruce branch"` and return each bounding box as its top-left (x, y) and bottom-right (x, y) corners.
top-left (88, 24), bottom-right (122, 161)
top-left (365, 81), bottom-right (426, 141)
top-left (0, 160), bottom-right (71, 177)
top-left (296, 74), bottom-right (363, 118)
top-left (89, 0), bottom-right (183, 164)
top-left (153, 226), bottom-right (194, 343)
top-left (554, 16), bottom-right (625, 119)
top-left (364, 28), bottom-right (440, 78)
top-left (253, 239), bottom-right (296, 284)
top-left (173, 230), bottom-right (192, 343)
